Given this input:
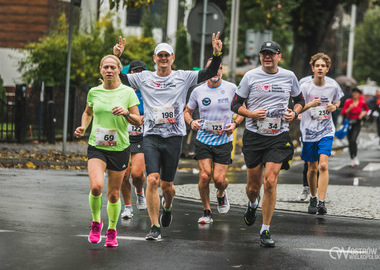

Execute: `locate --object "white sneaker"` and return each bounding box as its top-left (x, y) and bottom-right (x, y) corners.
top-left (136, 189), bottom-right (147, 210)
top-left (350, 159), bottom-right (355, 167)
top-left (216, 190), bottom-right (230, 214)
top-left (298, 186), bottom-right (310, 201)
top-left (198, 211), bottom-right (213, 224)
top-left (121, 206), bottom-right (133, 219)
top-left (354, 157), bottom-right (360, 166)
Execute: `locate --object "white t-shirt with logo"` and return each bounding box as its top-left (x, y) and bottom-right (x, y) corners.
top-left (127, 70), bottom-right (198, 138)
top-left (187, 80), bottom-right (237, 145)
top-left (300, 79), bottom-right (344, 142)
top-left (236, 66), bottom-right (301, 136)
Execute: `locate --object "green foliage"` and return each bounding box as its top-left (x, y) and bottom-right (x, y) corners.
top-left (122, 36), bottom-right (156, 71)
top-left (225, 0), bottom-right (298, 67)
top-left (174, 25), bottom-right (191, 70)
top-left (18, 13), bottom-right (156, 88)
top-left (141, 7), bottom-right (154, 38)
top-left (354, 7), bottom-right (380, 85)
top-left (109, 0), bottom-right (152, 10)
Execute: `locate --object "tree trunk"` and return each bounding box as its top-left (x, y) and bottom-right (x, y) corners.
top-left (290, 1), bottom-right (339, 79)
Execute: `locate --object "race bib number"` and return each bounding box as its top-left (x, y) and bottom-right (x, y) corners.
top-left (128, 124), bottom-right (143, 136)
top-left (153, 106), bottom-right (175, 124)
top-left (203, 120), bottom-right (224, 135)
top-left (95, 128), bottom-right (117, 146)
top-left (311, 106), bottom-right (330, 120)
top-left (257, 118), bottom-right (281, 134)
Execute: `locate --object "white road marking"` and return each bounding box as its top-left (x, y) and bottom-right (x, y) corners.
top-left (297, 248), bottom-right (367, 254)
top-left (363, 162), bottom-right (380, 171)
top-left (76, 235), bottom-right (148, 241)
top-left (0, 230), bottom-right (14, 233)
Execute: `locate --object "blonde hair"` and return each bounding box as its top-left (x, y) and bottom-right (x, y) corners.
top-left (309, 53), bottom-right (331, 68)
top-left (99, 55), bottom-right (122, 84)
top-left (100, 55), bottom-right (123, 69)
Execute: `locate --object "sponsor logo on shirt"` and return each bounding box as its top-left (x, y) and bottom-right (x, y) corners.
top-left (202, 98), bottom-right (211, 106)
top-left (257, 83), bottom-right (271, 92)
top-left (149, 81), bottom-right (176, 88)
top-left (218, 98), bottom-right (229, 104)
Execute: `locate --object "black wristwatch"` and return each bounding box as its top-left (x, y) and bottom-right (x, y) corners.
top-left (234, 121), bottom-right (240, 128)
top-left (292, 110), bottom-right (299, 120)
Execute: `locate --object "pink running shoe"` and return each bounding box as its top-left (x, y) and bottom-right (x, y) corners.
top-left (88, 220), bottom-right (103, 244)
top-left (104, 229), bottom-right (118, 247)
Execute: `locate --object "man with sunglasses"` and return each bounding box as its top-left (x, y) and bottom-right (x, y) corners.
top-left (113, 33), bottom-right (223, 240)
top-left (231, 41), bottom-right (304, 247)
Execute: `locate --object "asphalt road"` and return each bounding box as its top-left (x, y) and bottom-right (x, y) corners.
top-left (0, 168), bottom-right (379, 270)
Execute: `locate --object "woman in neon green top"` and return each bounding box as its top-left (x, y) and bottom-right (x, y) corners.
top-left (74, 55), bottom-right (141, 247)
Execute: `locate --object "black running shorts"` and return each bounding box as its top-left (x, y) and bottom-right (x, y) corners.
top-left (143, 135), bottom-right (183, 182)
top-left (129, 136), bottom-right (144, 154)
top-left (194, 140), bottom-right (232, 165)
top-left (242, 130), bottom-right (294, 170)
top-left (87, 145), bottom-right (130, 171)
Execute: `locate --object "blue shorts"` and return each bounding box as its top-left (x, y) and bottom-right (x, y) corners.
top-left (301, 136), bottom-right (334, 162)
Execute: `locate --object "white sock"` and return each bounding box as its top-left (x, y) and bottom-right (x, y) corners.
top-left (249, 198), bottom-right (258, 208)
top-left (260, 224), bottom-right (270, 234)
top-left (310, 195), bottom-right (317, 199)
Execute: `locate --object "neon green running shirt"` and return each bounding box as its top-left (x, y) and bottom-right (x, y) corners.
top-left (87, 83), bottom-right (139, 151)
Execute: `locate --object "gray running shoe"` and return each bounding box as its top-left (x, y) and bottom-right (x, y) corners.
top-left (217, 190), bottom-right (230, 214)
top-left (136, 189), bottom-right (147, 210)
top-left (260, 230), bottom-right (275, 247)
top-left (299, 186), bottom-right (310, 201)
top-left (317, 201), bottom-right (327, 215)
top-left (308, 197), bottom-right (318, 214)
top-left (145, 225), bottom-right (161, 240)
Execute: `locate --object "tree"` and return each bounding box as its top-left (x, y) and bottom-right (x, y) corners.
top-left (353, 7), bottom-right (380, 85)
top-left (18, 13), bottom-right (156, 88)
top-left (174, 25), bottom-right (191, 69)
top-left (141, 6), bottom-right (154, 38)
top-left (108, 0), bottom-right (153, 10)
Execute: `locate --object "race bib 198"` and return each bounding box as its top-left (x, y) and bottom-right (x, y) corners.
top-left (95, 128), bottom-right (117, 146)
top-left (257, 118), bottom-right (281, 134)
top-left (203, 120), bottom-right (224, 135)
top-left (153, 106), bottom-right (175, 124)
top-left (311, 105), bottom-right (330, 120)
top-left (128, 124), bottom-right (143, 136)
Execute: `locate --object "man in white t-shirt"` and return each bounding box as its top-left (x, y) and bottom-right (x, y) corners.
top-left (184, 58), bottom-right (244, 224)
top-left (299, 53), bottom-right (343, 216)
top-left (113, 34), bottom-right (223, 240)
top-left (231, 41), bottom-right (305, 247)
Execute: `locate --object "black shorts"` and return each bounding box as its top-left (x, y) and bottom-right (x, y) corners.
top-left (143, 135), bottom-right (183, 182)
top-left (242, 130), bottom-right (294, 170)
top-left (87, 145), bottom-right (130, 171)
top-left (194, 140), bottom-right (232, 165)
top-left (129, 136), bottom-right (144, 154)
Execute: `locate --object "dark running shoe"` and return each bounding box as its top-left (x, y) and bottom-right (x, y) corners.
top-left (244, 196), bottom-right (260, 226)
top-left (308, 197), bottom-right (318, 214)
top-left (317, 201), bottom-right (327, 215)
top-left (160, 197), bottom-right (173, 227)
top-left (145, 225), bottom-right (161, 240)
top-left (260, 230), bottom-right (275, 247)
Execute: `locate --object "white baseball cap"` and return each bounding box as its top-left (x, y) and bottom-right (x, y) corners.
top-left (154, 43), bottom-right (174, 55)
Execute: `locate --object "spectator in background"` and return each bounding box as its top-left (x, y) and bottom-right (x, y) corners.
top-left (367, 90), bottom-right (380, 145)
top-left (341, 87), bottom-right (369, 167)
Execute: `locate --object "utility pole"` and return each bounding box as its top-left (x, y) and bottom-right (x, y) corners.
top-left (228, 0), bottom-right (240, 83)
top-left (347, 4), bottom-right (356, 78)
